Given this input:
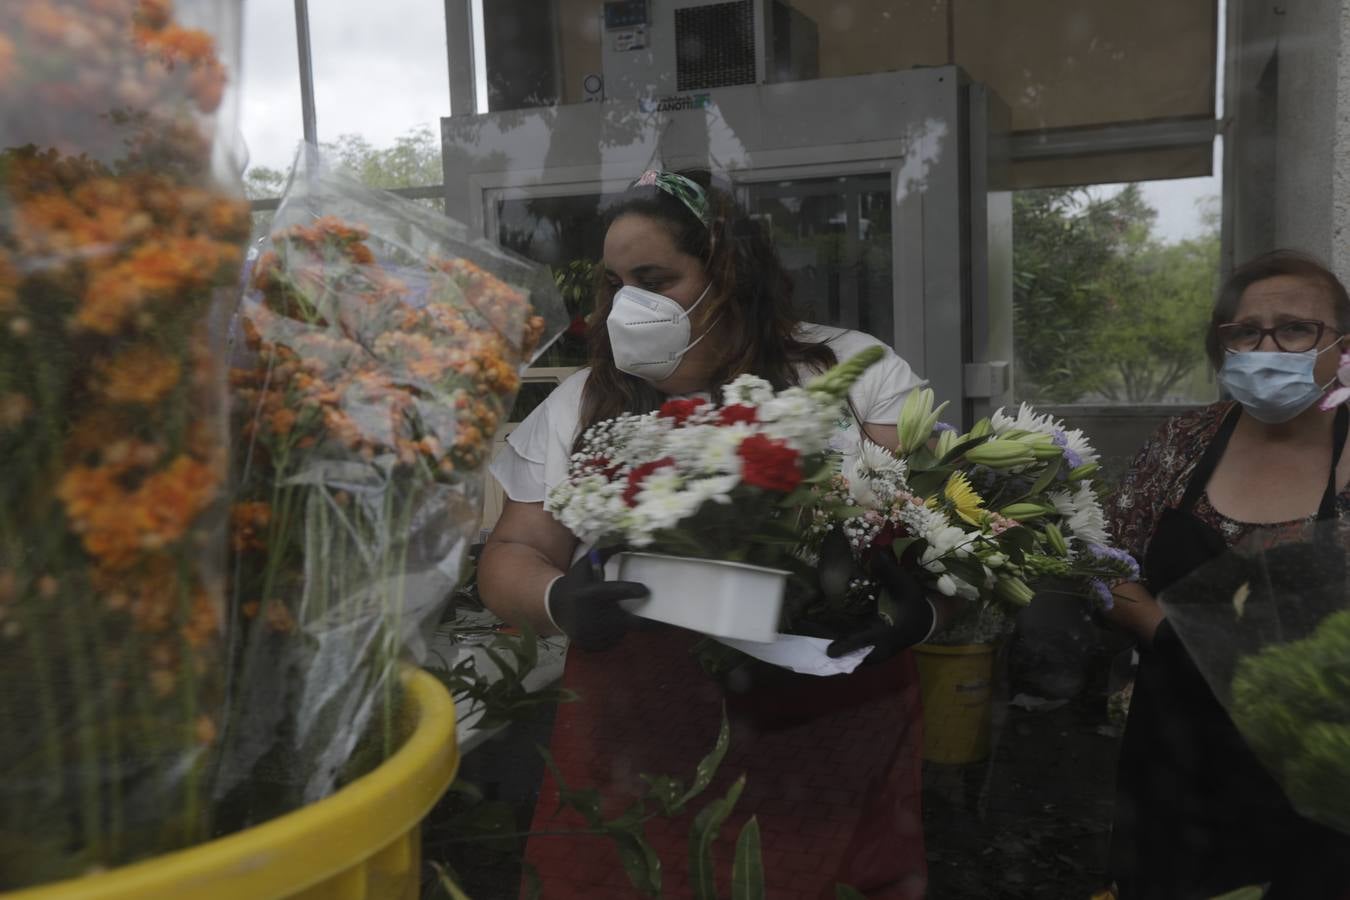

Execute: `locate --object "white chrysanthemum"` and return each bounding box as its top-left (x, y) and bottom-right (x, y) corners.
top-left (855, 439), bottom-right (907, 481)
top-left (1050, 481), bottom-right (1109, 549)
top-left (627, 471), bottom-right (705, 544)
top-left (841, 439), bottom-right (908, 508)
top-left (686, 473), bottom-right (739, 506)
top-left (723, 374), bottom-right (775, 407)
top-left (1061, 427), bottom-right (1100, 466)
top-left (990, 402), bottom-right (1062, 437)
top-left (620, 416), bottom-right (676, 463)
top-left (756, 389), bottom-right (841, 452)
top-left (546, 475), bottom-right (626, 545)
top-left (922, 523), bottom-right (972, 560)
top-left (1049, 488), bottom-right (1075, 519)
top-left (898, 498), bottom-right (947, 539)
top-left (665, 422), bottom-right (753, 475)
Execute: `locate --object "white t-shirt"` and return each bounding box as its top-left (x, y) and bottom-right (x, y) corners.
top-left (490, 323), bottom-right (925, 504)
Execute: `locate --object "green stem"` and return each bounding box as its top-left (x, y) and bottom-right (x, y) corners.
top-left (175, 554), bottom-right (201, 845)
top-left (11, 587), bottom-right (65, 822)
top-left (57, 585), bottom-right (104, 856)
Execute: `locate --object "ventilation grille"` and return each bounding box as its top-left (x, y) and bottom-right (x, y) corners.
top-left (675, 1), bottom-right (755, 92)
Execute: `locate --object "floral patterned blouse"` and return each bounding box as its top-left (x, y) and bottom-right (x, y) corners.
top-left (1106, 400), bottom-right (1350, 576)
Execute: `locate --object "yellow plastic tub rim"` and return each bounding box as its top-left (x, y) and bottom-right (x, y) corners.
top-left (914, 642), bottom-right (996, 765)
top-left (7, 667), bottom-right (459, 900)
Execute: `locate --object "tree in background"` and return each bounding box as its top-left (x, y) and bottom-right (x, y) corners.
top-left (244, 125), bottom-right (443, 199)
top-left (1096, 223), bottom-right (1219, 402)
top-left (1013, 184), bottom-right (1218, 404)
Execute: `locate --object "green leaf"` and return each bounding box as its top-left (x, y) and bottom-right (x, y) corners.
top-left (941, 556), bottom-right (988, 589)
top-left (521, 863), bottom-right (542, 900)
top-left (1024, 457), bottom-right (1063, 499)
top-left (803, 458), bottom-right (841, 483)
top-left (539, 748), bottom-right (605, 828)
top-left (835, 885), bottom-right (868, 900)
top-left (906, 469), bottom-right (949, 499)
top-left (430, 862), bottom-right (474, 900)
top-left (939, 436), bottom-right (988, 465)
top-left (640, 774), bottom-right (687, 817)
top-left (905, 446), bottom-right (941, 470)
top-left (778, 485), bottom-right (818, 507)
top-left (731, 817), bottom-right (765, 900)
top-left (610, 829), bottom-right (663, 897)
top-left (890, 536), bottom-right (920, 561)
top-left (1000, 526), bottom-right (1037, 555)
top-left (1208, 887), bottom-right (1267, 900)
top-left (689, 776), bottom-right (746, 900)
top-left (678, 707), bottom-right (731, 810)
top-left (482, 645), bottom-right (518, 679)
top-left (442, 799), bottom-right (519, 852)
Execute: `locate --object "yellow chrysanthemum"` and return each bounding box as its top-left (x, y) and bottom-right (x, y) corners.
top-left (943, 471), bottom-right (986, 526)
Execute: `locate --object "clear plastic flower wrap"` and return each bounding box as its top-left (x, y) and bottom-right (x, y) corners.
top-left (0, 0), bottom-right (250, 887)
top-left (1161, 518), bottom-right (1350, 838)
top-left (215, 152), bottom-right (566, 825)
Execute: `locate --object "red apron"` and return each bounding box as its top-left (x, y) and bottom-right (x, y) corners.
top-left (524, 627), bottom-right (928, 899)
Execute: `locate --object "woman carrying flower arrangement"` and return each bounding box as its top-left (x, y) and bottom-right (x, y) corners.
top-left (1103, 250), bottom-right (1350, 899)
top-left (480, 169), bottom-right (935, 898)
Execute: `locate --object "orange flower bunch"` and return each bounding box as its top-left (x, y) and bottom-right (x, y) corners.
top-left (1, 0), bottom-right (229, 167)
top-left (225, 211), bottom-right (547, 701)
top-left (0, 0), bottom-right (247, 882)
top-left (234, 219), bottom-right (543, 482)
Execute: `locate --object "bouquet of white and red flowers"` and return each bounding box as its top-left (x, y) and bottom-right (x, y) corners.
top-left (547, 351), bottom-right (882, 558)
top-left (545, 349), bottom-right (884, 645)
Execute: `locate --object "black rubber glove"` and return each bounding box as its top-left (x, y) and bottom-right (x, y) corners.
top-left (546, 548), bottom-right (649, 652)
top-left (826, 551), bottom-right (936, 664)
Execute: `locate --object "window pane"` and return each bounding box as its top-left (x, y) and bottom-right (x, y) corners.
top-left (309, 1), bottom-right (450, 190)
top-left (238, 3), bottom-right (302, 199)
top-left (1013, 173), bottom-right (1222, 407)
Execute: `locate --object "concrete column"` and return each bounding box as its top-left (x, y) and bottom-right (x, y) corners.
top-left (1227, 0), bottom-right (1350, 281)
top-left (1333, 0), bottom-right (1350, 280)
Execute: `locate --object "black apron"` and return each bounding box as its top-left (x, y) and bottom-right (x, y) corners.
top-left (1110, 405), bottom-right (1350, 900)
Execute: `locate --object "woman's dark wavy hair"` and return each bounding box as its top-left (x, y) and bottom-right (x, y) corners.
top-left (1206, 249), bottom-right (1350, 369)
top-left (576, 168), bottom-right (836, 444)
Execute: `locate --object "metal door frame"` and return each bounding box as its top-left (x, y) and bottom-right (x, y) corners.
top-left (443, 67), bottom-right (1012, 427)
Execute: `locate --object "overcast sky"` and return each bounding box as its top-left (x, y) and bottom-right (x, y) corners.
top-left (235, 1), bottom-right (1221, 242)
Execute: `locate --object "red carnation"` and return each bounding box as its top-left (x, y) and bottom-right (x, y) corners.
top-left (718, 404), bottom-right (757, 426)
top-left (581, 455), bottom-right (621, 480)
top-left (657, 397), bottom-right (705, 425)
top-left (622, 457), bottom-right (676, 506)
top-left (737, 434), bottom-right (801, 492)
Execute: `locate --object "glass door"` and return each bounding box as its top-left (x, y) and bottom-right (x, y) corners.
top-left (740, 174), bottom-right (894, 342)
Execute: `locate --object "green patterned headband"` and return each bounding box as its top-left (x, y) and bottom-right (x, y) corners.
top-left (632, 169), bottom-right (711, 228)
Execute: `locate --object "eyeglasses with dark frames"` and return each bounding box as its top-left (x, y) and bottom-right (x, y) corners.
top-left (1217, 320), bottom-right (1341, 354)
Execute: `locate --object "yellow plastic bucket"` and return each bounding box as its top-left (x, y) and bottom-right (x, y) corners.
top-left (6, 667), bottom-right (459, 900)
top-left (914, 643), bottom-right (996, 765)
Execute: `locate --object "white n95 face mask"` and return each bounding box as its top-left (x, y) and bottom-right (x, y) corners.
top-left (607, 281), bottom-right (716, 382)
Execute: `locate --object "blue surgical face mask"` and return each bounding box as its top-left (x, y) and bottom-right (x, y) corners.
top-left (1218, 345), bottom-right (1339, 424)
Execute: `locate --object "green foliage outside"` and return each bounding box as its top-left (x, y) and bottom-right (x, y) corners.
top-left (244, 124), bottom-right (444, 199)
top-left (1013, 185), bottom-right (1220, 404)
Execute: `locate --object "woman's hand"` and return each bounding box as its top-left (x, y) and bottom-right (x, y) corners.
top-left (479, 499), bottom-right (581, 635)
top-left (826, 552), bottom-right (937, 664)
top-left (1102, 580), bottom-right (1165, 644)
top-left (546, 549), bottom-right (648, 652)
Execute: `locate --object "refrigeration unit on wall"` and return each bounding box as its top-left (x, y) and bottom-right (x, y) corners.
top-left (599, 0), bottom-right (819, 101)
